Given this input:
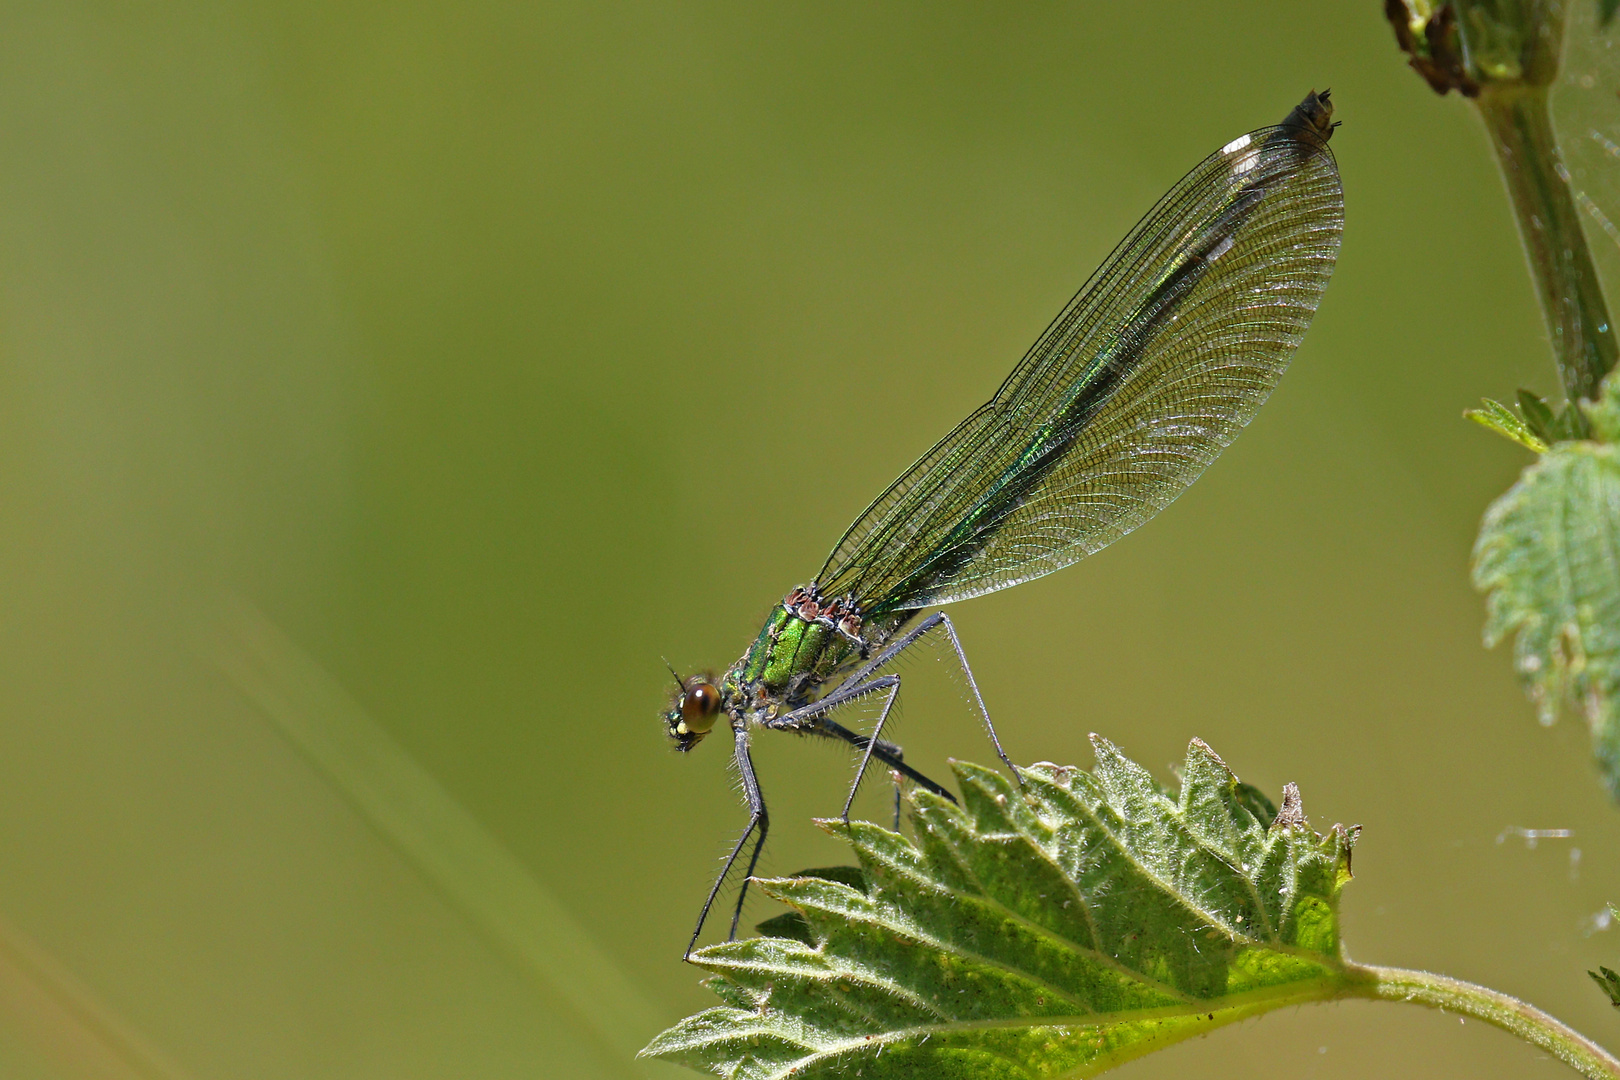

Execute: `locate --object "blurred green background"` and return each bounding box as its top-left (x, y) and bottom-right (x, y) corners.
top-left (1, 2), bottom-right (1619, 1077)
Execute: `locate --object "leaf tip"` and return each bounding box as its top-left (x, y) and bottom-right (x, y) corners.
top-left (1088, 732), bottom-right (1124, 762)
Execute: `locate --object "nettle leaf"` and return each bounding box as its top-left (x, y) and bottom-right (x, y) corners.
top-left (1474, 374), bottom-right (1620, 796)
top-left (643, 738), bottom-right (1359, 1079)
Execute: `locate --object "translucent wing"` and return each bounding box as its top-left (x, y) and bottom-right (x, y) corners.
top-left (816, 94), bottom-right (1344, 618)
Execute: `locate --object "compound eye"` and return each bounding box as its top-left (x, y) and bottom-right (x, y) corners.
top-left (680, 681), bottom-right (721, 733)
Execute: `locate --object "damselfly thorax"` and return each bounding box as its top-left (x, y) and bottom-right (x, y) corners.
top-left (669, 586), bottom-right (897, 741)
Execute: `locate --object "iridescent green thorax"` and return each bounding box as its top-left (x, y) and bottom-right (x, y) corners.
top-left (721, 588), bottom-right (869, 723)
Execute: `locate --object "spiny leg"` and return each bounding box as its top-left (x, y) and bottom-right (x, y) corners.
top-left (843, 676), bottom-right (901, 823)
top-left (768, 679), bottom-right (956, 826)
top-left (727, 816), bottom-right (770, 941)
top-left (761, 673), bottom-right (901, 822)
top-left (830, 611), bottom-right (1020, 782)
top-left (686, 814), bottom-right (761, 959)
top-left (821, 693), bottom-right (914, 828)
top-left (816, 715), bottom-right (955, 804)
top-left (931, 611), bottom-right (1020, 783)
top-left (684, 727), bottom-right (767, 959)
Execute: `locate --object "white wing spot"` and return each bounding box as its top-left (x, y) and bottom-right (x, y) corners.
top-left (1221, 133), bottom-right (1252, 155)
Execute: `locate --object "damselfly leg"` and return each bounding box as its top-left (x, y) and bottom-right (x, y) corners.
top-left (685, 728), bottom-right (768, 960)
top-left (690, 614), bottom-right (1015, 956)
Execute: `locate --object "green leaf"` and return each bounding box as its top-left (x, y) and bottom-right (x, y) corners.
top-left (1518, 388), bottom-right (1558, 442)
top-left (1466, 398), bottom-right (1551, 452)
top-left (1603, 0), bottom-right (1619, 30)
top-left (1233, 778), bottom-right (1279, 824)
top-left (643, 738), bottom-right (1359, 1079)
top-left (1591, 965), bottom-right (1620, 1007)
top-left (754, 868), bottom-right (869, 945)
top-left (1473, 403), bottom-right (1620, 795)
top-left (1591, 902), bottom-right (1620, 1005)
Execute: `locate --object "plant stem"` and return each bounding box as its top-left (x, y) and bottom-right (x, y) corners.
top-left (1475, 84), bottom-right (1618, 409)
top-left (1344, 961), bottom-right (1620, 1078)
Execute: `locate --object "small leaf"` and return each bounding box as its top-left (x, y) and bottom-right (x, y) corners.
top-left (750, 912), bottom-right (813, 945)
top-left (1234, 779), bottom-right (1279, 824)
top-left (1518, 388), bottom-right (1558, 442)
top-left (755, 867), bottom-right (869, 944)
top-left (1473, 395), bottom-right (1620, 795)
top-left (1591, 904), bottom-right (1620, 1006)
top-left (1592, 965), bottom-right (1620, 1007)
top-left (1603, 0), bottom-right (1619, 30)
top-left (643, 739), bottom-right (1359, 1079)
top-left (1466, 398), bottom-right (1550, 452)
top-left (784, 865), bottom-right (868, 892)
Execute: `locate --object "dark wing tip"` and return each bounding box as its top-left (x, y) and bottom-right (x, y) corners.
top-left (1281, 89), bottom-right (1336, 145)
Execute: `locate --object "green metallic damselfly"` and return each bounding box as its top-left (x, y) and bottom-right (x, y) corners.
top-left (665, 91), bottom-right (1343, 957)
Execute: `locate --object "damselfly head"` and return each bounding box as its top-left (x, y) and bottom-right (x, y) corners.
top-left (665, 675), bottom-right (721, 751)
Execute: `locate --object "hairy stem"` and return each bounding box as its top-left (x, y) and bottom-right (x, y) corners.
top-left (1476, 84), bottom-right (1618, 409)
top-left (1345, 961), bottom-right (1620, 1078)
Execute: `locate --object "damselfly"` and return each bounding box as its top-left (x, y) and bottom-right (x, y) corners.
top-left (664, 90), bottom-right (1343, 957)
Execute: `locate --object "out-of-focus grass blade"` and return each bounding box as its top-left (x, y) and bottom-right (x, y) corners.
top-left (210, 596), bottom-right (676, 1079)
top-left (0, 912), bottom-right (190, 1079)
